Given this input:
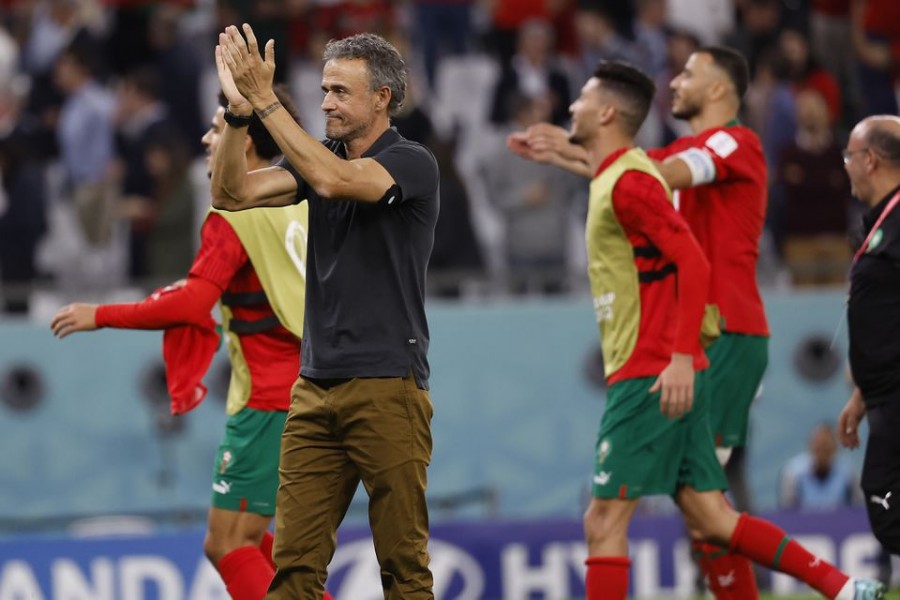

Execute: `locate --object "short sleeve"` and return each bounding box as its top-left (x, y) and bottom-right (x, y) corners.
top-left (372, 142), bottom-right (439, 205)
top-left (188, 213), bottom-right (249, 290)
top-left (699, 128), bottom-right (748, 183)
top-left (274, 157), bottom-right (311, 202)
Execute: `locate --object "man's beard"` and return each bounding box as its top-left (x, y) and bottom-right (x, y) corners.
top-left (672, 99), bottom-right (701, 121)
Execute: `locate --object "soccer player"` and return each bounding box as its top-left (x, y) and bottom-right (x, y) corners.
top-left (558, 59), bottom-right (884, 600)
top-left (50, 88), bottom-right (333, 600)
top-left (510, 46), bottom-right (770, 597)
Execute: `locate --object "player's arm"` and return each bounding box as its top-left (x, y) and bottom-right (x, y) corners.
top-left (210, 41), bottom-right (298, 211)
top-left (220, 25), bottom-right (395, 203)
top-left (652, 147), bottom-right (716, 191)
top-left (612, 172), bottom-right (710, 419)
top-left (50, 278), bottom-right (221, 339)
top-left (507, 122), bottom-right (593, 178)
top-left (50, 215), bottom-right (244, 338)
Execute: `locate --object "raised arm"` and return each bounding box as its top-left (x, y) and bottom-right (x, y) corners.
top-left (220, 24), bottom-right (394, 202)
top-left (507, 122), bottom-right (593, 178)
top-left (210, 40), bottom-right (298, 211)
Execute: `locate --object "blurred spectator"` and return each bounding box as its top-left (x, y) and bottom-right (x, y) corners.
top-left (148, 5), bottom-right (204, 154)
top-left (410, 0), bottom-right (473, 89)
top-left (666, 0), bottom-right (734, 45)
top-left (216, 0), bottom-right (291, 83)
top-left (19, 0), bottom-right (106, 135)
top-left (780, 28), bottom-right (842, 126)
top-left (488, 0), bottom-right (549, 64)
top-left (745, 48), bottom-right (797, 170)
top-left (850, 0), bottom-right (900, 116)
top-left (113, 65), bottom-right (180, 280)
top-left (53, 40), bottom-right (116, 248)
top-left (142, 132), bottom-right (195, 283)
top-left (428, 135), bottom-right (485, 298)
top-left (725, 0), bottom-right (781, 75)
top-left (779, 422), bottom-right (859, 510)
top-left (809, 0), bottom-right (862, 125)
top-left (776, 90), bottom-right (852, 286)
top-left (313, 0), bottom-right (394, 39)
top-left (632, 0), bottom-right (669, 80)
top-left (0, 84), bottom-right (48, 314)
top-left (745, 48), bottom-right (796, 255)
top-left (489, 18), bottom-right (571, 127)
top-left (571, 4), bottom-right (639, 86)
top-left (479, 94), bottom-right (583, 295)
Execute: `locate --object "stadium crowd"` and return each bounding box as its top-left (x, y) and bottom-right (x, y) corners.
top-left (0, 0), bottom-right (897, 314)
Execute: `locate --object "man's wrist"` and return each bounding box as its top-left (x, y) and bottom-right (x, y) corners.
top-left (251, 93), bottom-right (280, 114)
top-left (223, 108), bottom-right (252, 128)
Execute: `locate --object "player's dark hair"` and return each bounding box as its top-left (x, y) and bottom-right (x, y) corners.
top-left (218, 84), bottom-right (302, 161)
top-left (700, 45), bottom-right (749, 100)
top-left (323, 33), bottom-right (407, 115)
top-left (592, 61), bottom-right (656, 136)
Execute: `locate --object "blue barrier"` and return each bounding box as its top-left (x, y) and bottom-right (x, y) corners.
top-left (0, 509), bottom-right (882, 599)
top-left (0, 291), bottom-right (859, 525)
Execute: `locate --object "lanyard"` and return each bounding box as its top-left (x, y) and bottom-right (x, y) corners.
top-left (831, 189), bottom-right (900, 349)
top-left (852, 189), bottom-right (900, 264)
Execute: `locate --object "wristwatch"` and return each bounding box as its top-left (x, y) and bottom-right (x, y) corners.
top-left (223, 109), bottom-right (252, 128)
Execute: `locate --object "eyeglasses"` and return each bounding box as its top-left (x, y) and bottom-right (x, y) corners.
top-left (842, 147), bottom-right (869, 164)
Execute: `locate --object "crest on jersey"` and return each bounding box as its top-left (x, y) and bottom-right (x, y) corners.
top-left (867, 228), bottom-right (884, 253)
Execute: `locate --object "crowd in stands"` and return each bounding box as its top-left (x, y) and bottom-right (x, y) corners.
top-left (0, 0), bottom-right (898, 314)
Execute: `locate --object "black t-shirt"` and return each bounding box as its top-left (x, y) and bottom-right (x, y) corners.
top-left (279, 128), bottom-right (440, 388)
top-left (848, 185), bottom-right (900, 407)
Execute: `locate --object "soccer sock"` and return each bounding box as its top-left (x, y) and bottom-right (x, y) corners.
top-left (692, 540), bottom-right (758, 599)
top-left (729, 513), bottom-right (849, 599)
top-left (585, 556), bottom-right (630, 600)
top-left (218, 546), bottom-right (275, 600)
top-left (259, 531), bottom-right (276, 571)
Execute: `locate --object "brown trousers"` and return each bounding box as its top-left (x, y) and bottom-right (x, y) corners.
top-left (266, 375), bottom-right (435, 600)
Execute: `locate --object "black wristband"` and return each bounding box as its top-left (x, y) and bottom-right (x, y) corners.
top-left (223, 109), bottom-right (252, 128)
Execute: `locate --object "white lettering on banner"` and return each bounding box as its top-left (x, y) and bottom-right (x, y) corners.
top-left (841, 534), bottom-right (881, 583)
top-left (772, 535), bottom-right (833, 595)
top-left (590, 538), bottom-right (697, 598)
top-left (0, 560), bottom-right (45, 600)
top-left (185, 559), bottom-right (228, 600)
top-left (329, 538), bottom-right (484, 599)
top-left (501, 542), bottom-right (584, 599)
top-left (52, 559), bottom-right (113, 600)
top-left (120, 557), bottom-right (183, 600)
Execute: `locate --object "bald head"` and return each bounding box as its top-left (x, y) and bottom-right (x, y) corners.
top-left (845, 115), bottom-right (900, 206)
top-left (855, 115), bottom-right (900, 167)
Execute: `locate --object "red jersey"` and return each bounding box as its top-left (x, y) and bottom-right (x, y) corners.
top-left (189, 214), bottom-right (299, 411)
top-left (648, 125), bottom-right (769, 336)
top-left (589, 148), bottom-right (711, 384)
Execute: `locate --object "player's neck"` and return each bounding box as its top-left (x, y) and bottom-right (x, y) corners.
top-left (690, 106), bottom-right (738, 135)
top-left (588, 132), bottom-right (633, 173)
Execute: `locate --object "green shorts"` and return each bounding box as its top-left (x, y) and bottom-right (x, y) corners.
top-left (210, 408), bottom-right (287, 516)
top-left (592, 373), bottom-right (727, 499)
top-left (705, 333), bottom-right (768, 448)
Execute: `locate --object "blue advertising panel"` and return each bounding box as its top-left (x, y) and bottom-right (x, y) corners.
top-left (0, 509), bottom-right (882, 599)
